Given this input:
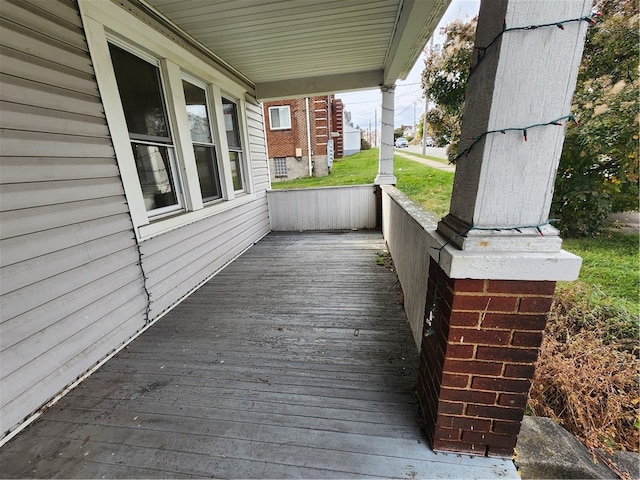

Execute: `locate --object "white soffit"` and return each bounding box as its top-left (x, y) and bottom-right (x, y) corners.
top-left (141, 0), bottom-right (450, 99)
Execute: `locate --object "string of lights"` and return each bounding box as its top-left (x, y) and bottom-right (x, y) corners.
top-left (451, 114), bottom-right (579, 164)
top-left (423, 10), bottom-right (601, 332)
top-left (469, 10), bottom-right (602, 78)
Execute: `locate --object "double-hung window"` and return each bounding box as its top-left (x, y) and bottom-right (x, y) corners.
top-left (183, 80), bottom-right (222, 202)
top-left (81, 0), bottom-right (256, 239)
top-left (108, 43), bottom-right (182, 216)
top-left (223, 97), bottom-right (244, 192)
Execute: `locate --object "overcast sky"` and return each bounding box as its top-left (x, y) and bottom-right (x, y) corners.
top-left (337, 0), bottom-right (480, 130)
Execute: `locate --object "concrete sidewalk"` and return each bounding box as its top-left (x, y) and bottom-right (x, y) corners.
top-left (608, 211), bottom-right (640, 234)
top-left (394, 149), bottom-right (456, 172)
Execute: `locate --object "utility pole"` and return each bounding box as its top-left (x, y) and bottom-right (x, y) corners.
top-left (374, 108), bottom-right (377, 147)
top-left (413, 101), bottom-right (416, 137)
top-left (422, 36), bottom-right (434, 156)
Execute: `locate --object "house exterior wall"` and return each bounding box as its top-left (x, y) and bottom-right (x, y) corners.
top-left (0, 0), bottom-right (270, 439)
top-left (332, 98), bottom-right (344, 158)
top-left (0, 0), bottom-right (146, 436)
top-left (343, 125), bottom-right (361, 156)
top-left (264, 95), bottom-right (340, 182)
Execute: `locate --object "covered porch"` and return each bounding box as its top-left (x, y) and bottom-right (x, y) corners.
top-left (0, 231), bottom-right (516, 479)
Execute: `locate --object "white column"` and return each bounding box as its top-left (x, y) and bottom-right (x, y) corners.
top-left (375, 85), bottom-right (396, 185)
top-left (438, 0), bottom-right (592, 254)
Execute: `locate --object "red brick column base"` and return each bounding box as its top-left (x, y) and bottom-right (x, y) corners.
top-left (418, 257), bottom-right (556, 457)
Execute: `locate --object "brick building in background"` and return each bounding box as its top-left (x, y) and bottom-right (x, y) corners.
top-left (264, 95), bottom-right (359, 182)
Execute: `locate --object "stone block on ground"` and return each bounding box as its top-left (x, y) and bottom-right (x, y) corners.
top-left (515, 416), bottom-right (617, 479)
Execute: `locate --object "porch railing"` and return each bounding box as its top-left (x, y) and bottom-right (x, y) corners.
top-left (381, 185), bottom-right (439, 349)
top-left (267, 185), bottom-right (377, 231)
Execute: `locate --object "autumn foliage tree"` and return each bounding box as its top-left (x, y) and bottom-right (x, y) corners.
top-left (421, 18), bottom-right (476, 158)
top-left (422, 2), bottom-right (639, 236)
top-left (551, 0), bottom-right (639, 236)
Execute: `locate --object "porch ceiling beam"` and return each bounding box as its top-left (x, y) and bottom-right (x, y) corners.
top-left (255, 70), bottom-right (384, 101)
top-left (383, 0), bottom-right (450, 85)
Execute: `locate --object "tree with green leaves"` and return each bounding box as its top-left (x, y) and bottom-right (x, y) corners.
top-left (421, 2), bottom-right (639, 236)
top-left (421, 17), bottom-right (476, 159)
top-left (551, 0), bottom-right (639, 236)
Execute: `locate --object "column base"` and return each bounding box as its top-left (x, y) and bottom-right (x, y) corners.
top-left (437, 214), bottom-right (562, 253)
top-left (374, 173), bottom-right (397, 185)
top-left (418, 257), bottom-right (557, 457)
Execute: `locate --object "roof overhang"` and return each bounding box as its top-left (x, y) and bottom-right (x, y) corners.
top-left (136, 0), bottom-right (451, 100)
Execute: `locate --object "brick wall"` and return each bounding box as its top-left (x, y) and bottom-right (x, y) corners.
top-left (332, 98), bottom-right (344, 158)
top-left (418, 257), bottom-right (555, 457)
top-left (263, 98), bottom-right (309, 158)
top-left (313, 96), bottom-right (329, 156)
top-left (264, 96), bottom-right (343, 179)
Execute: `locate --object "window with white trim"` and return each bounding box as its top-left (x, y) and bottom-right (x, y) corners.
top-left (183, 79), bottom-right (222, 202)
top-left (223, 97), bottom-right (244, 191)
top-left (268, 105), bottom-right (291, 130)
top-left (109, 43), bottom-right (182, 216)
top-left (81, 0), bottom-right (257, 239)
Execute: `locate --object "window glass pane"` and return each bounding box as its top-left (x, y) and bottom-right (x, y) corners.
top-left (269, 106), bottom-right (290, 129)
top-left (229, 151), bottom-right (243, 191)
top-left (182, 80), bottom-right (212, 144)
top-left (222, 97), bottom-right (241, 148)
top-left (194, 145), bottom-right (222, 201)
top-left (109, 44), bottom-right (170, 141)
top-left (132, 143), bottom-right (178, 211)
top-left (269, 108), bottom-right (281, 128)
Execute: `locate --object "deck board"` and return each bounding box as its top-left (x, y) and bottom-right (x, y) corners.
top-left (0, 231), bottom-right (518, 479)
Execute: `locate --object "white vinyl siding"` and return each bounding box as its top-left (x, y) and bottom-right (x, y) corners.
top-left (0, 0), bottom-right (145, 436)
top-left (1, 0), bottom-right (272, 441)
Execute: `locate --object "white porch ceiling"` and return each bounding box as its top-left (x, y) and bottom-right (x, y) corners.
top-left (140, 0), bottom-right (451, 99)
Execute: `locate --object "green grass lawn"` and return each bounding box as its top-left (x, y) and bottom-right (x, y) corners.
top-left (561, 232), bottom-right (639, 313)
top-left (271, 148), bottom-right (454, 217)
top-left (272, 148), bottom-right (639, 308)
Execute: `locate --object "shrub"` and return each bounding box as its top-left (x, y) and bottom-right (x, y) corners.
top-left (361, 137), bottom-right (371, 150)
top-left (529, 282), bottom-right (639, 453)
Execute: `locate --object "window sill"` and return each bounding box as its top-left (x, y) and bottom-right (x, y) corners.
top-left (138, 192), bottom-right (257, 241)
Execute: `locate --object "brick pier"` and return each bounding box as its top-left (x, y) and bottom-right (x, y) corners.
top-left (418, 258), bottom-right (556, 457)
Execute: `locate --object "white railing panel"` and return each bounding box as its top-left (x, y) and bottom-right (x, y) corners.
top-left (267, 185), bottom-right (376, 231)
top-left (382, 185), bottom-right (440, 349)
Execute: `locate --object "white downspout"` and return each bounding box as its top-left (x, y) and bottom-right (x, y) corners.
top-left (305, 97), bottom-right (313, 177)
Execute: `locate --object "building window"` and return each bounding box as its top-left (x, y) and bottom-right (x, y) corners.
top-left (268, 105), bottom-right (291, 130)
top-left (223, 97), bottom-right (244, 192)
top-left (183, 80), bottom-right (222, 202)
top-left (109, 43), bottom-right (182, 216)
top-left (82, 0), bottom-right (257, 239)
top-left (273, 157), bottom-right (288, 178)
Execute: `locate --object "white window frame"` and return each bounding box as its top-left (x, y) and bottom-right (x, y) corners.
top-left (268, 105), bottom-right (291, 130)
top-left (182, 75), bottom-right (224, 204)
top-left (79, 0), bottom-right (255, 240)
top-left (222, 96), bottom-right (246, 193)
top-left (106, 41), bottom-right (185, 218)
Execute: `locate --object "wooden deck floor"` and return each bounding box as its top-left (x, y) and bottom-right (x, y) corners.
top-left (0, 231), bottom-right (517, 479)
